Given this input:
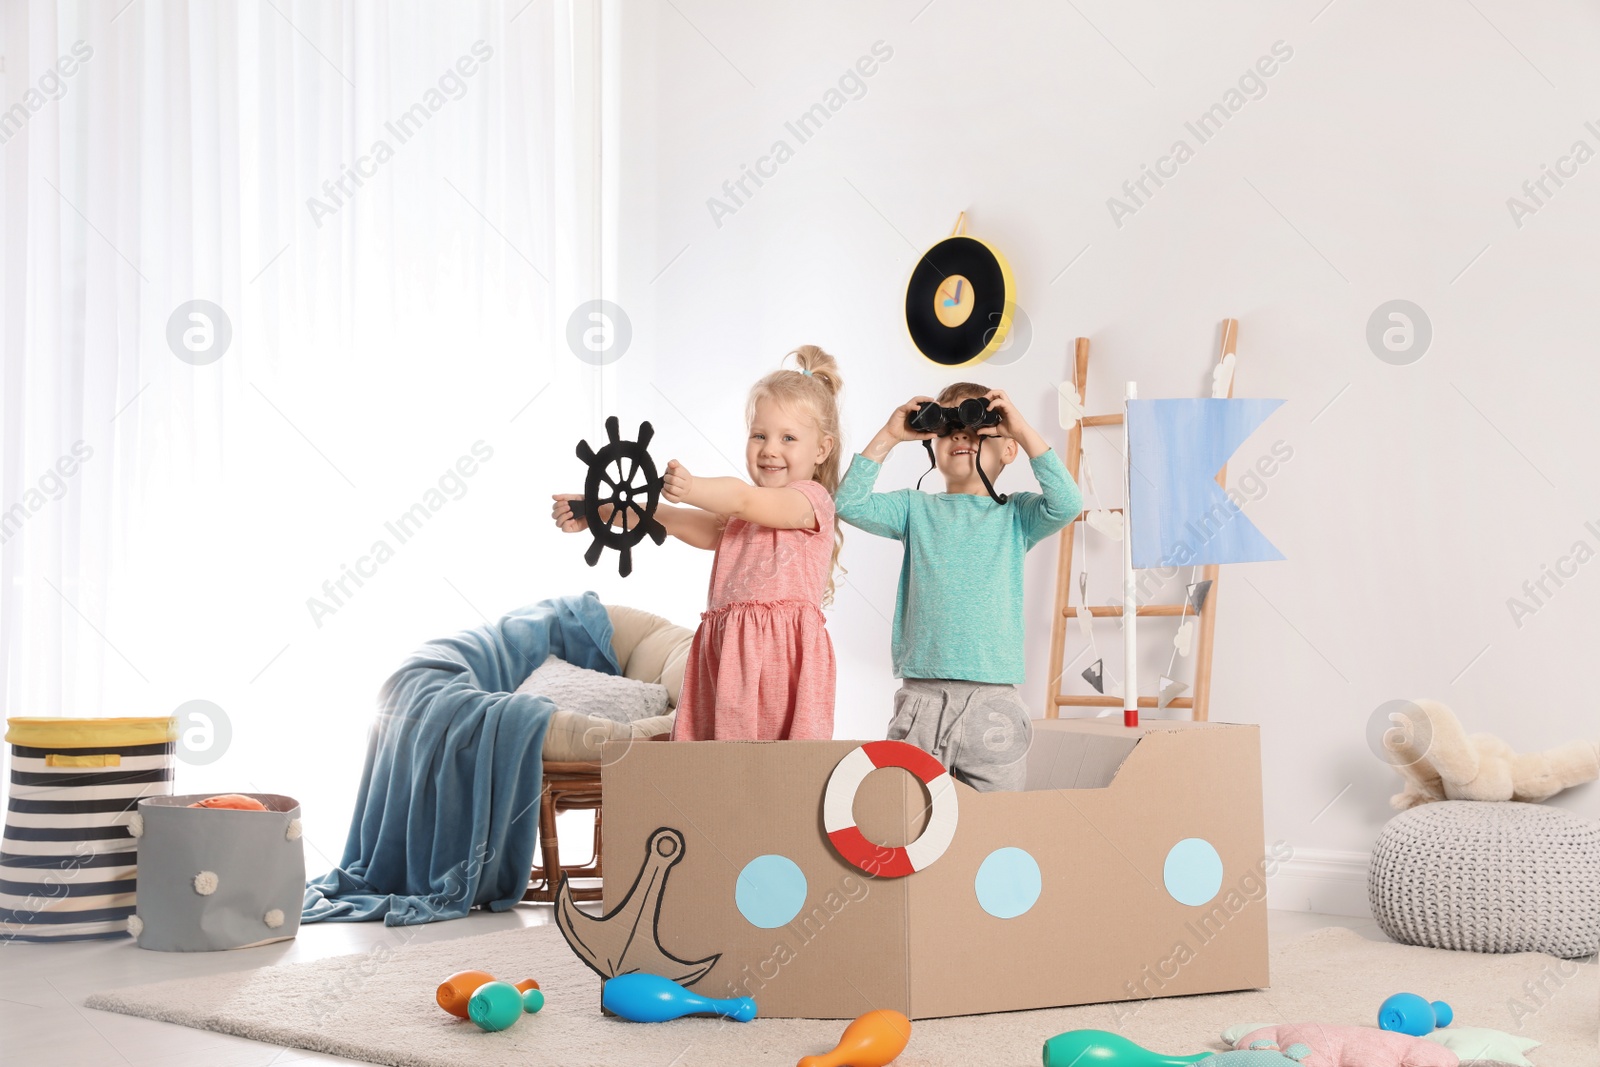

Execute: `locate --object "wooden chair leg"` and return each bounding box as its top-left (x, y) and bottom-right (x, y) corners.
top-left (534, 783), bottom-right (561, 899)
top-left (526, 776), bottom-right (604, 904)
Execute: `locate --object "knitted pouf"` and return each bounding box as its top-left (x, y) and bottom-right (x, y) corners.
top-left (1369, 800), bottom-right (1600, 959)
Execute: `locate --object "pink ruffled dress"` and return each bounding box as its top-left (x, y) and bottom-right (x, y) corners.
top-left (671, 480), bottom-right (837, 741)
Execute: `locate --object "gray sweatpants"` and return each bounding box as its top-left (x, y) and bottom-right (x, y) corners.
top-left (888, 678), bottom-right (1033, 793)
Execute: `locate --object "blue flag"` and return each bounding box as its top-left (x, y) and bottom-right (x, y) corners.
top-left (1126, 398), bottom-right (1285, 569)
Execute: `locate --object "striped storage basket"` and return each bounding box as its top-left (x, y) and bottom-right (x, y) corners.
top-left (2, 717), bottom-right (176, 942)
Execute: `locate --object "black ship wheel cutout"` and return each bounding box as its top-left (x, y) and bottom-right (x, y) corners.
top-left (575, 417), bottom-right (667, 577)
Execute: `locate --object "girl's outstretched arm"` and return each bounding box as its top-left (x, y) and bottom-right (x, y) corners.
top-left (551, 494), bottom-right (724, 550)
top-left (651, 503), bottom-right (727, 549)
top-left (661, 461), bottom-right (817, 531)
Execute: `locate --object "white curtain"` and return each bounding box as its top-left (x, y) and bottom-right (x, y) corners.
top-left (1, 1), bottom-right (609, 844)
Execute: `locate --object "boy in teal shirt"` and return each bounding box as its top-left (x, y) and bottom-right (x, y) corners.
top-left (835, 384), bottom-right (1083, 791)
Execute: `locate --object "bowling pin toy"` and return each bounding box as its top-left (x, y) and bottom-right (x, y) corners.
top-left (1042, 1029), bottom-right (1213, 1067)
top-left (798, 1009), bottom-right (911, 1067)
top-left (466, 981), bottom-right (547, 1033)
top-left (1378, 993), bottom-right (1453, 1036)
top-left (436, 970), bottom-right (540, 1019)
top-left (602, 973), bottom-right (757, 1023)
top-left (468, 981), bottom-right (524, 1032)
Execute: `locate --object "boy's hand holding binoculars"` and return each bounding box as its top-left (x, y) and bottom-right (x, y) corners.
top-left (885, 397), bottom-right (939, 442)
top-left (978, 389), bottom-right (1050, 458)
top-left (860, 396), bottom-right (936, 462)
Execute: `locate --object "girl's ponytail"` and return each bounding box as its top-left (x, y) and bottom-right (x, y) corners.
top-left (791, 344), bottom-right (842, 399)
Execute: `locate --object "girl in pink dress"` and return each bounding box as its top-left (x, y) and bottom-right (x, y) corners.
top-left (666, 346), bottom-right (843, 740)
top-left (552, 347), bottom-right (842, 740)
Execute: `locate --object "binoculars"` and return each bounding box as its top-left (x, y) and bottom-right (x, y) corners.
top-left (904, 395), bottom-right (1009, 504)
top-left (906, 396), bottom-right (1001, 437)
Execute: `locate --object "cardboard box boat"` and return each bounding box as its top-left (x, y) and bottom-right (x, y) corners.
top-left (600, 718), bottom-right (1269, 1020)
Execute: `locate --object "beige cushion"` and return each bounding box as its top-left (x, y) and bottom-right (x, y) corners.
top-left (539, 604), bottom-right (694, 764)
top-left (542, 711), bottom-right (676, 763)
top-left (603, 604), bottom-right (695, 708)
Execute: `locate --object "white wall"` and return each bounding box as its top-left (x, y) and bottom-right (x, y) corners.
top-left (597, 0), bottom-right (1600, 902)
top-left (10, 2), bottom-right (1596, 915)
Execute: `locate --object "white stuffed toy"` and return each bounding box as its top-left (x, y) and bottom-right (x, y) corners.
top-left (1383, 698), bottom-right (1600, 810)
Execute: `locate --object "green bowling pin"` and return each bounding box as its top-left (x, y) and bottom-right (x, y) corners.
top-left (468, 981), bottom-right (525, 1032)
top-left (468, 980), bottom-right (546, 1032)
top-left (1043, 1029), bottom-right (1213, 1067)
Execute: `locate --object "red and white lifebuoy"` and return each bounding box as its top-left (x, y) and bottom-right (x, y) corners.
top-left (823, 740), bottom-right (959, 878)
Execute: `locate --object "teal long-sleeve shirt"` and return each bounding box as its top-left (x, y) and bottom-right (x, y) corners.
top-left (835, 449), bottom-right (1083, 684)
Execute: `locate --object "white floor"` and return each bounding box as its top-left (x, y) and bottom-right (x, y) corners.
top-left (1, 907), bottom-right (1390, 1067)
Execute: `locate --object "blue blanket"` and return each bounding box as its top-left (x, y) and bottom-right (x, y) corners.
top-left (302, 593), bottom-right (618, 925)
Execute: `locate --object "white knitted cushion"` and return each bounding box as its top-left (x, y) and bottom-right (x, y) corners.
top-left (1368, 801), bottom-right (1600, 959)
top-left (515, 654), bottom-right (669, 724)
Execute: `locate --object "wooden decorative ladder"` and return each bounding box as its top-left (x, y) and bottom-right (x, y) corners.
top-left (1043, 319), bottom-right (1241, 721)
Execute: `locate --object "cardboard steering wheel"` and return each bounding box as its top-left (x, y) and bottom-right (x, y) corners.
top-left (576, 416), bottom-right (667, 577)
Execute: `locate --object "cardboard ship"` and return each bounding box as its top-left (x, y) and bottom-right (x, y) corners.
top-left (586, 718), bottom-right (1269, 1020)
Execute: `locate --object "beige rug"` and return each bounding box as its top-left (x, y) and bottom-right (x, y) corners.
top-left (85, 925), bottom-right (1597, 1066)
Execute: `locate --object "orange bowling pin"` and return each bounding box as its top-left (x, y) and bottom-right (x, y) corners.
top-left (798, 1009), bottom-right (911, 1067)
top-left (436, 970), bottom-right (539, 1019)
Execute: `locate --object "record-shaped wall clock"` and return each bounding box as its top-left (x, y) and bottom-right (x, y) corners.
top-left (903, 213), bottom-right (1015, 367)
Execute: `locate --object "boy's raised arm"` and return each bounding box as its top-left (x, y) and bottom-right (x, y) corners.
top-left (1018, 448), bottom-right (1084, 545)
top-left (983, 389), bottom-right (1083, 543)
top-left (835, 398), bottom-right (934, 540)
top-left (835, 453), bottom-right (909, 540)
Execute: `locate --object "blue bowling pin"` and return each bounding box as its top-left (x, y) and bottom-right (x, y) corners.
top-left (602, 973), bottom-right (757, 1023)
top-left (1378, 993), bottom-right (1453, 1035)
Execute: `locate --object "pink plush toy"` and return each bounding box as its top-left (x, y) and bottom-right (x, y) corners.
top-left (1235, 1024), bottom-right (1458, 1067)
